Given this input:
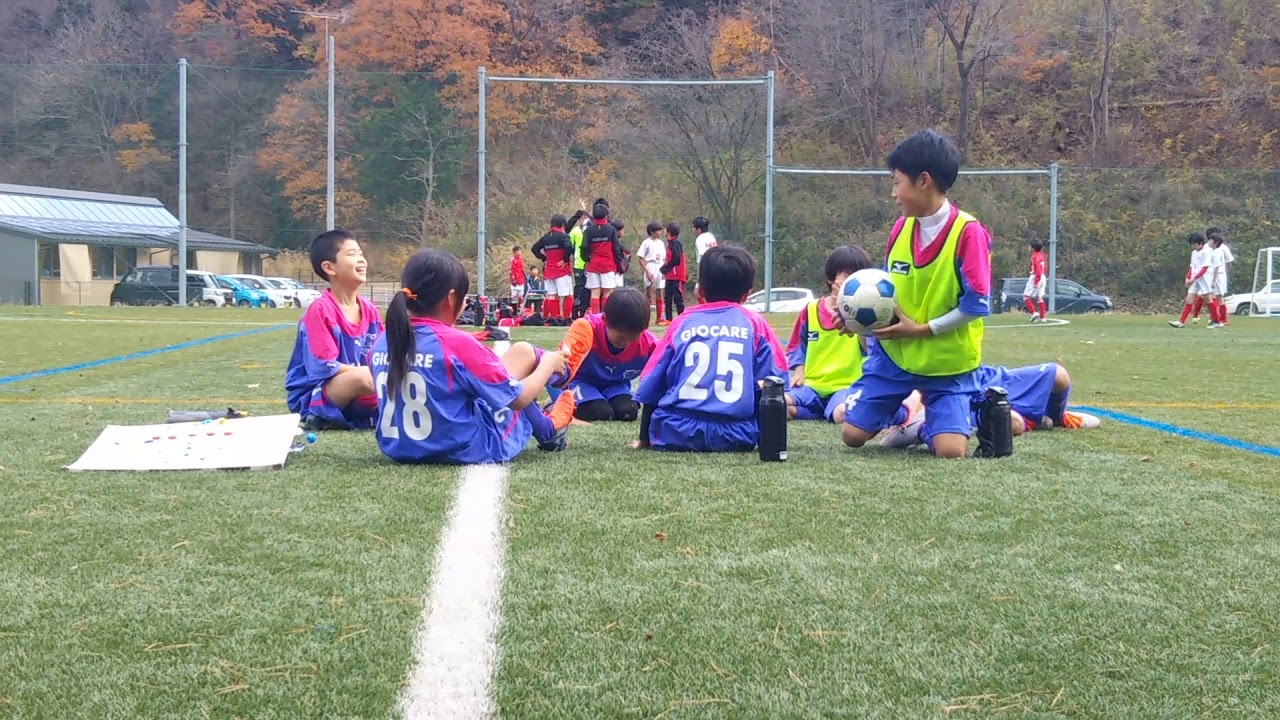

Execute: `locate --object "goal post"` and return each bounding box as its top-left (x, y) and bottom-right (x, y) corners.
top-left (1249, 246), bottom-right (1280, 317)
top-left (476, 67), bottom-right (776, 301)
top-left (768, 163), bottom-right (1063, 313)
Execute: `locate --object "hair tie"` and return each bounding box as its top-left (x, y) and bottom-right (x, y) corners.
top-left (401, 287), bottom-right (418, 301)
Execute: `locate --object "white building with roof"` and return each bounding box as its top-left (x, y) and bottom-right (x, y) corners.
top-left (0, 183), bottom-right (277, 305)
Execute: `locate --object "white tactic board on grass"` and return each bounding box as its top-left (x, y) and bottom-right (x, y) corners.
top-left (68, 414), bottom-right (302, 472)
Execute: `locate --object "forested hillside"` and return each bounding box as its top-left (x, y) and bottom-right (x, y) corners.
top-left (2, 0), bottom-right (1277, 306)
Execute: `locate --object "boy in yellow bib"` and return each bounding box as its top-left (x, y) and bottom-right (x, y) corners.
top-left (785, 245), bottom-right (873, 422)
top-left (840, 129), bottom-right (994, 459)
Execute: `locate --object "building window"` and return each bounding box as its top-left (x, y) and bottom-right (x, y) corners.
top-left (39, 243), bottom-right (60, 277)
top-left (91, 246), bottom-right (138, 279)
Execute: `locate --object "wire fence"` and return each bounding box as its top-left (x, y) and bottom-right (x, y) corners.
top-left (1, 61), bottom-right (1277, 311)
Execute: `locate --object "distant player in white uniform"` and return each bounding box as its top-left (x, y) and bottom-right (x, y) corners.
top-left (1206, 235), bottom-right (1228, 329)
top-left (1170, 233), bottom-right (1211, 328)
top-left (1207, 226), bottom-right (1234, 326)
top-left (638, 221), bottom-right (667, 322)
top-left (692, 216), bottom-right (717, 297)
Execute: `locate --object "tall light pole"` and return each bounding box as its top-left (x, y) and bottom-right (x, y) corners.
top-left (291, 8), bottom-right (347, 231)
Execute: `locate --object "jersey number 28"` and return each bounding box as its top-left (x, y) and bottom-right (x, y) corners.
top-left (376, 370), bottom-right (433, 441)
top-left (678, 340), bottom-right (745, 404)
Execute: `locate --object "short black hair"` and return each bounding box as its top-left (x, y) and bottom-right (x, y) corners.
top-left (1030, 239), bottom-right (1044, 252)
top-left (512, 245), bottom-right (521, 252)
top-left (1206, 226), bottom-right (1225, 241)
top-left (646, 221), bottom-right (662, 235)
top-left (1189, 232), bottom-right (1206, 245)
top-left (550, 213), bottom-right (567, 228)
top-left (611, 219), bottom-right (625, 233)
top-left (594, 197), bottom-right (609, 209)
top-left (824, 245), bottom-right (873, 283)
top-left (699, 245), bottom-right (756, 303)
top-left (310, 229), bottom-right (355, 281)
top-left (693, 216), bottom-right (709, 232)
top-left (886, 129), bottom-right (962, 193)
top-left (666, 222), bottom-right (680, 238)
top-left (603, 286), bottom-right (650, 334)
top-left (592, 203), bottom-right (609, 221)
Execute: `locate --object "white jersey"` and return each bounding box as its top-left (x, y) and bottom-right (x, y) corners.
top-left (638, 237), bottom-right (665, 273)
top-left (695, 232), bottom-right (717, 262)
top-left (1221, 243), bottom-right (1235, 264)
top-left (1190, 247), bottom-right (1210, 279)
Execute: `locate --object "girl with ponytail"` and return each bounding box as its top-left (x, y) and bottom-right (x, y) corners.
top-left (371, 249), bottom-right (578, 464)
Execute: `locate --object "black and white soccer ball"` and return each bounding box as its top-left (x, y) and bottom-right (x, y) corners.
top-left (836, 268), bottom-right (899, 335)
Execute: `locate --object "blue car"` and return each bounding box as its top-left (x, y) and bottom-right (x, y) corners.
top-left (216, 275), bottom-right (273, 308)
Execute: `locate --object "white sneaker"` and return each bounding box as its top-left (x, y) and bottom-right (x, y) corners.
top-left (881, 394), bottom-right (925, 449)
top-left (1191, 316), bottom-right (1200, 324)
top-left (1029, 315), bottom-right (1040, 323)
top-left (1060, 411), bottom-right (1101, 430)
top-left (1207, 322), bottom-right (1222, 330)
top-left (1169, 320), bottom-right (1184, 328)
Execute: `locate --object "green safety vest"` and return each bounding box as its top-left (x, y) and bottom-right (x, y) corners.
top-left (802, 300), bottom-right (865, 395)
top-left (880, 211), bottom-right (984, 377)
top-left (570, 225), bottom-right (585, 271)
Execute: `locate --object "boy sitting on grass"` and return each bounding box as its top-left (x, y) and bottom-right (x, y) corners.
top-left (634, 246), bottom-right (789, 452)
top-left (284, 229), bottom-right (381, 430)
top-left (555, 287), bottom-right (658, 422)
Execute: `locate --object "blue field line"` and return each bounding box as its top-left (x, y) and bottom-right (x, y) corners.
top-left (0, 324), bottom-right (291, 387)
top-left (1075, 405), bottom-right (1280, 459)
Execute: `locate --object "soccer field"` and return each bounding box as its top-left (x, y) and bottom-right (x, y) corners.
top-left (2, 307), bottom-right (1278, 719)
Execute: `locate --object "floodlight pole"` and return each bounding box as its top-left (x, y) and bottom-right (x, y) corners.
top-left (763, 70), bottom-right (776, 313)
top-left (178, 57), bottom-right (188, 307)
top-left (292, 8), bottom-right (346, 231)
top-left (1048, 162), bottom-right (1060, 314)
top-left (477, 66), bottom-right (488, 298)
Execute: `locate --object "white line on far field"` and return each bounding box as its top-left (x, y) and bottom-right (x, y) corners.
top-left (0, 316), bottom-right (290, 327)
top-left (400, 464), bottom-right (511, 720)
top-left (987, 317), bottom-right (1071, 329)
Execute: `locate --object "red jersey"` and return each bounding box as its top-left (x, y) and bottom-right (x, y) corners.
top-left (532, 228), bottom-right (573, 280)
top-left (662, 238), bottom-right (687, 282)
top-left (1030, 251), bottom-right (1046, 283)
top-left (582, 220), bottom-right (622, 274)
top-left (510, 254), bottom-right (526, 285)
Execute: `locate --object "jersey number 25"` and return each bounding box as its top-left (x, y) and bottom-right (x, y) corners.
top-left (376, 370), bottom-right (433, 441)
top-left (678, 340), bottom-right (745, 404)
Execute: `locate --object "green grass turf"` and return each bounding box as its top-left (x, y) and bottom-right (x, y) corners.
top-left (1, 308), bottom-right (1278, 718)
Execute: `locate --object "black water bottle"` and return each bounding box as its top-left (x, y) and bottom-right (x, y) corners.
top-left (758, 376), bottom-right (788, 462)
top-left (974, 386), bottom-right (1014, 458)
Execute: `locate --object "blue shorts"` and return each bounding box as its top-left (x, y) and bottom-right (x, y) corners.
top-left (568, 380), bottom-right (632, 405)
top-left (842, 354), bottom-right (980, 443)
top-left (974, 363), bottom-right (1059, 424)
top-left (649, 409), bottom-right (757, 452)
top-left (305, 384), bottom-right (378, 430)
top-left (787, 385), bottom-right (855, 422)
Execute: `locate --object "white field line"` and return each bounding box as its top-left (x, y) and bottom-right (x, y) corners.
top-left (987, 317), bottom-right (1071, 329)
top-left (400, 464), bottom-right (511, 720)
top-left (0, 316), bottom-right (290, 327)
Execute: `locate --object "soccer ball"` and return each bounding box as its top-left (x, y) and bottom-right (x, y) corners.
top-left (836, 269), bottom-right (898, 335)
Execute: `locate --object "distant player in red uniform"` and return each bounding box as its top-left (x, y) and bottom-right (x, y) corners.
top-left (509, 245), bottom-right (527, 308)
top-left (658, 222), bottom-right (687, 324)
top-left (1024, 239), bottom-right (1048, 322)
top-left (581, 203), bottom-right (624, 314)
top-left (531, 213), bottom-right (575, 324)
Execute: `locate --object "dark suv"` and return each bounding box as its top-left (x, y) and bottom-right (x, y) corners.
top-left (997, 277), bottom-right (1113, 314)
top-left (109, 266), bottom-right (228, 306)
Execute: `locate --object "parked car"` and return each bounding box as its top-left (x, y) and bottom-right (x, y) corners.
top-left (226, 274), bottom-right (286, 308)
top-left (1224, 280), bottom-right (1280, 315)
top-left (110, 266), bottom-right (232, 307)
top-left (215, 275), bottom-right (273, 308)
top-left (997, 277), bottom-right (1113, 314)
top-left (744, 287), bottom-right (816, 314)
top-left (267, 277), bottom-right (322, 309)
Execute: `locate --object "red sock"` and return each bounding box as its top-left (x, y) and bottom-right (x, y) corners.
top-left (1192, 297), bottom-right (1204, 318)
top-left (590, 298), bottom-right (601, 314)
top-left (549, 297), bottom-right (561, 319)
top-left (1179, 303), bottom-right (1193, 323)
top-left (1215, 300), bottom-right (1226, 324)
top-left (1039, 300), bottom-right (1048, 319)
top-left (1024, 297), bottom-right (1036, 314)
top-left (655, 295), bottom-right (664, 321)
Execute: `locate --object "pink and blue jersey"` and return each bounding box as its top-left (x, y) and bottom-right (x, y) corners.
top-left (285, 290), bottom-right (382, 428)
top-left (567, 314), bottom-right (658, 404)
top-left (369, 317), bottom-right (531, 465)
top-left (636, 302), bottom-right (789, 452)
